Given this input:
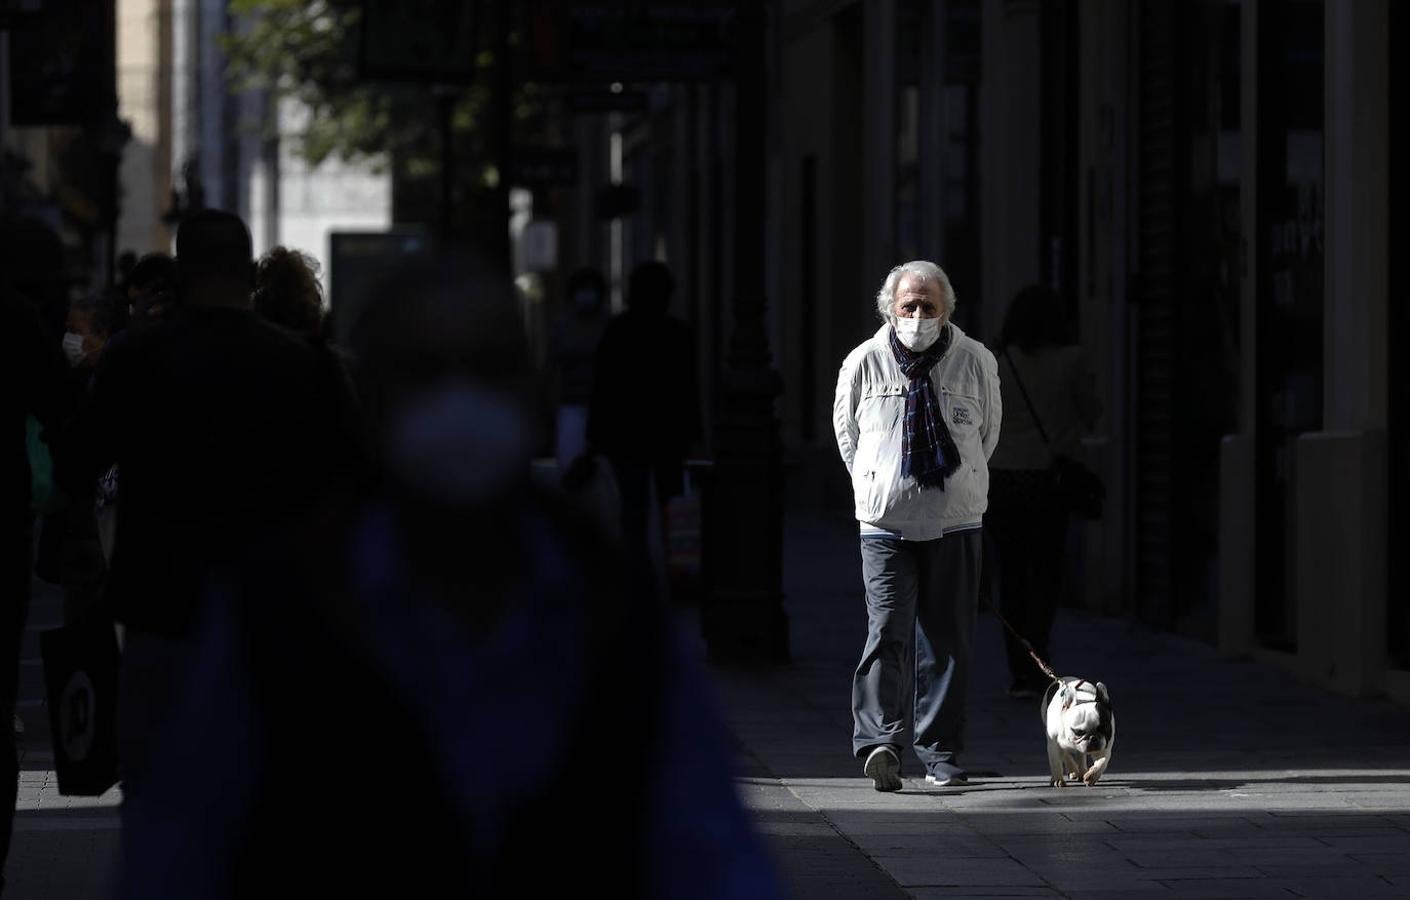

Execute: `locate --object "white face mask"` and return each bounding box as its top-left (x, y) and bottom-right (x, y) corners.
top-left (894, 316), bottom-right (942, 352)
top-left (62, 332), bottom-right (87, 367)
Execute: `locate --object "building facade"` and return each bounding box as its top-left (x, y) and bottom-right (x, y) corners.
top-left (541, 0), bottom-right (1401, 700)
top-left (115, 0), bottom-right (390, 289)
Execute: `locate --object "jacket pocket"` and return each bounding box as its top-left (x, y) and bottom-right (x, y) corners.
top-left (858, 383), bottom-right (907, 434)
top-left (851, 432), bottom-right (885, 519)
top-left (938, 387), bottom-right (985, 515)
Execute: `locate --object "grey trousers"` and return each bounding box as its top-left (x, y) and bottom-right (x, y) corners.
top-left (852, 529), bottom-right (982, 774)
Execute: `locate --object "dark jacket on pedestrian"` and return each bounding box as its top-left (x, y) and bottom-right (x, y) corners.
top-left (587, 308), bottom-right (700, 465)
top-left (1, 289), bottom-right (76, 526)
top-left (56, 305), bottom-right (355, 637)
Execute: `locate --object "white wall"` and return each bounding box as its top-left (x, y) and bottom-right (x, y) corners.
top-left (249, 99), bottom-right (391, 304)
top-left (115, 0), bottom-right (172, 256)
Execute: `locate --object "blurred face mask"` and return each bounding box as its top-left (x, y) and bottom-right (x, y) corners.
top-left (384, 381), bottom-right (533, 507)
top-left (894, 316), bottom-right (942, 352)
top-left (572, 288), bottom-right (603, 313)
top-left (62, 332), bottom-right (87, 367)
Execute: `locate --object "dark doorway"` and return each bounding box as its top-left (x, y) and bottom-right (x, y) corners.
top-left (1132, 0), bottom-right (1243, 636)
top-left (942, 0), bottom-right (982, 337)
top-left (1252, 0), bottom-right (1324, 652)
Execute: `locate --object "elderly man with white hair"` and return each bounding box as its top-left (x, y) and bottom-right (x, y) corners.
top-left (833, 260), bottom-right (1001, 790)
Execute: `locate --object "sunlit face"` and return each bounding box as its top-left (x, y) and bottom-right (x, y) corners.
top-left (891, 274), bottom-right (943, 321)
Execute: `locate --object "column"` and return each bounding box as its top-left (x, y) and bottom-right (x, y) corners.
top-left (1292, 0), bottom-right (1388, 696)
top-left (700, 1), bottom-right (789, 663)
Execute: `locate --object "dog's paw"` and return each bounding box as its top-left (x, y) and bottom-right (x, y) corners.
top-left (1083, 757), bottom-right (1109, 786)
top-left (1050, 776), bottom-right (1068, 788)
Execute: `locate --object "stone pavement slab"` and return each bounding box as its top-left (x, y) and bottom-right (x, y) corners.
top-left (11, 509), bottom-right (1410, 899)
top-left (711, 512), bottom-right (1410, 899)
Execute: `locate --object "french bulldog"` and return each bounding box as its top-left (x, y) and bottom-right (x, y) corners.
top-left (1042, 677), bottom-right (1115, 787)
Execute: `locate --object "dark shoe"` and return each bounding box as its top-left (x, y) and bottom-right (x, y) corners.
top-left (925, 761), bottom-right (968, 787)
top-left (863, 746), bottom-right (902, 792)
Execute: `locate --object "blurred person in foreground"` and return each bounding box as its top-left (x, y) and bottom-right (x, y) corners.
top-left (116, 255), bottom-right (782, 898)
top-left (834, 261), bottom-right (1001, 791)
top-left (986, 285), bottom-right (1102, 699)
top-left (55, 210), bottom-right (358, 805)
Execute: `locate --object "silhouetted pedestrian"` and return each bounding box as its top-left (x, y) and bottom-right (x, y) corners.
top-left (253, 245), bottom-right (325, 338)
top-left (55, 210), bottom-right (357, 805)
top-left (551, 265), bottom-right (609, 469)
top-left (987, 285), bottom-right (1102, 698)
top-left (587, 261), bottom-right (700, 602)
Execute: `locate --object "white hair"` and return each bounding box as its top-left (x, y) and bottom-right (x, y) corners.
top-left (874, 260), bottom-right (957, 325)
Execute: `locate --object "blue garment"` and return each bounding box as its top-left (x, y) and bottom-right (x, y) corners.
top-left (118, 498), bottom-right (782, 899)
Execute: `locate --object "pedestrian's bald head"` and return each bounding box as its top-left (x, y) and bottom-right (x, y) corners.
top-left (176, 210), bottom-right (254, 305)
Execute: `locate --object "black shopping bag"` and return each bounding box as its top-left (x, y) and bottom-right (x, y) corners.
top-left (40, 623), bottom-right (120, 796)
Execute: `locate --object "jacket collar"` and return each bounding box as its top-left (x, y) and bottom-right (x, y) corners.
top-left (872, 320), bottom-right (965, 362)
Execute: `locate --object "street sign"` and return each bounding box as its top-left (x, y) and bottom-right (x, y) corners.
top-left (525, 1), bottom-right (735, 83)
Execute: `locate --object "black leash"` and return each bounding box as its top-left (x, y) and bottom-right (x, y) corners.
top-left (989, 606), bottom-right (1060, 685)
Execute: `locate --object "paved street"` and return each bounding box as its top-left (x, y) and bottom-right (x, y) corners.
top-left (8, 576), bottom-right (121, 899)
top-left (7, 512), bottom-right (1410, 898)
top-left (714, 513), bottom-right (1410, 899)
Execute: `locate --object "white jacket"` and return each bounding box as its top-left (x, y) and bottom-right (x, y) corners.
top-left (833, 322), bottom-right (1002, 540)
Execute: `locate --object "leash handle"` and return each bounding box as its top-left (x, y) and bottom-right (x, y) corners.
top-left (991, 607), bottom-right (1059, 684)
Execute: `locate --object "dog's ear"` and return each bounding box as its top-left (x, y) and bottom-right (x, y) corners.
top-left (1095, 682), bottom-right (1111, 708)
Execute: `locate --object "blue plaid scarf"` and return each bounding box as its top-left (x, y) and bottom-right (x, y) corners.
top-left (888, 325), bottom-right (961, 489)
